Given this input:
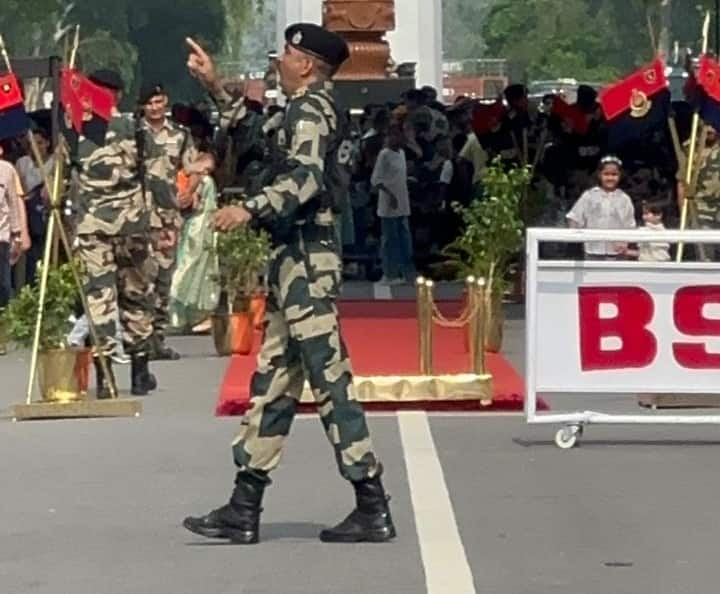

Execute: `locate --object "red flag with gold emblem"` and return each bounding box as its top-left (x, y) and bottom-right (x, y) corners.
top-left (0, 72), bottom-right (30, 140)
top-left (698, 55), bottom-right (720, 102)
top-left (60, 68), bottom-right (115, 133)
top-left (599, 59), bottom-right (668, 121)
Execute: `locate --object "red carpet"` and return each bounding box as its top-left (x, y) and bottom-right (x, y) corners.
top-left (216, 300), bottom-right (548, 416)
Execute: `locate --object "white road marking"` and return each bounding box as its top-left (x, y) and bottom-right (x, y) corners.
top-left (398, 411), bottom-right (477, 594)
top-left (372, 282), bottom-right (392, 300)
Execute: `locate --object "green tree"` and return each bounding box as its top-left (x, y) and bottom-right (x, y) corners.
top-left (443, 0), bottom-right (490, 60)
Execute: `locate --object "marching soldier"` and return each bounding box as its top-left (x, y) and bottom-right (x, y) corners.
top-left (138, 82), bottom-right (196, 359)
top-left (182, 24), bottom-right (396, 544)
top-left (71, 70), bottom-right (169, 397)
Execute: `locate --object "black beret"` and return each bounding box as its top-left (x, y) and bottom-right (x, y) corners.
top-left (285, 23), bottom-right (350, 70)
top-left (138, 82), bottom-right (166, 105)
top-left (504, 84), bottom-right (528, 103)
top-left (88, 69), bottom-right (124, 92)
top-left (576, 84), bottom-right (598, 107)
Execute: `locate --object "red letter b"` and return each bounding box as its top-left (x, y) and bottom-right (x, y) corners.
top-left (578, 287), bottom-right (657, 371)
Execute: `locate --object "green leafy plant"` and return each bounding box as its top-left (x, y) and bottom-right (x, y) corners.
top-left (0, 262), bottom-right (78, 351)
top-left (443, 157), bottom-right (531, 299)
top-left (212, 225), bottom-right (271, 313)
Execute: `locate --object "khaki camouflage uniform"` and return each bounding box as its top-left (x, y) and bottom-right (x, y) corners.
top-left (214, 82), bottom-right (379, 484)
top-left (72, 115), bottom-right (169, 356)
top-left (142, 118), bottom-right (196, 339)
top-left (680, 138), bottom-right (720, 260)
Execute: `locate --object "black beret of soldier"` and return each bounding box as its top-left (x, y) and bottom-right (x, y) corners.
top-left (284, 23), bottom-right (350, 71)
top-left (576, 84), bottom-right (598, 108)
top-left (138, 82), bottom-right (166, 105)
top-left (504, 83), bottom-right (528, 103)
top-left (88, 69), bottom-right (124, 92)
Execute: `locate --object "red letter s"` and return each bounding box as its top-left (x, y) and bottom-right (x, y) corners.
top-left (673, 285), bottom-right (720, 369)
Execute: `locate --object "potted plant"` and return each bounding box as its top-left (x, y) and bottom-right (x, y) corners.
top-left (443, 157), bottom-right (531, 352)
top-left (0, 262), bottom-right (91, 401)
top-left (211, 225), bottom-right (271, 356)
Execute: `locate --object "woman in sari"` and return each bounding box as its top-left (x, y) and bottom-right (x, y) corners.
top-left (169, 153), bottom-right (220, 333)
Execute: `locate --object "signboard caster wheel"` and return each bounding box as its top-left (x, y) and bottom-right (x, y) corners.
top-left (555, 424), bottom-right (583, 449)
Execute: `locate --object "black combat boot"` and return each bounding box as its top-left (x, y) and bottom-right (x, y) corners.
top-left (149, 334), bottom-right (181, 361)
top-left (319, 472), bottom-right (396, 543)
top-left (94, 357), bottom-right (114, 400)
top-left (183, 471), bottom-right (266, 544)
top-left (130, 353), bottom-right (157, 396)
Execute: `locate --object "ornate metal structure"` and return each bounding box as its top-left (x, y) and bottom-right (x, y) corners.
top-left (323, 0), bottom-right (395, 79)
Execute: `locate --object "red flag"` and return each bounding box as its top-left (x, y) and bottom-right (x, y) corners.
top-left (472, 99), bottom-right (506, 136)
top-left (599, 59), bottom-right (668, 121)
top-left (60, 68), bottom-right (115, 133)
top-left (0, 73), bottom-right (29, 140)
top-left (698, 55), bottom-right (720, 102)
top-left (0, 73), bottom-right (23, 109)
top-left (551, 96), bottom-right (589, 135)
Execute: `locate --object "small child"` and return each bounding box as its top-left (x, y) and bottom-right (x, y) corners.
top-left (620, 201), bottom-right (671, 262)
top-left (566, 155), bottom-right (636, 259)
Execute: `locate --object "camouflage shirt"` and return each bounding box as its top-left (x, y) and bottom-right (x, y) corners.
top-left (681, 140), bottom-right (720, 227)
top-left (141, 117), bottom-right (196, 229)
top-left (72, 114), bottom-right (172, 237)
top-left (213, 81), bottom-right (351, 244)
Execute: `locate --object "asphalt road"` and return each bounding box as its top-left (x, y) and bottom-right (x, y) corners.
top-left (2, 311), bottom-right (720, 594)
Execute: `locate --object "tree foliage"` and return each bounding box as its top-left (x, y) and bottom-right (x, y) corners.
top-left (448, 0), bottom-right (715, 82)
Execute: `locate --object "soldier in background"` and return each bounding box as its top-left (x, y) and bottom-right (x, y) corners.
top-left (138, 83), bottom-right (196, 360)
top-left (71, 70), bottom-right (168, 398)
top-left (678, 124), bottom-right (720, 260)
top-left (182, 24), bottom-right (396, 545)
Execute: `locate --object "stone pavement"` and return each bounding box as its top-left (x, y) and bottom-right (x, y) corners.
top-left (1, 306), bottom-right (720, 594)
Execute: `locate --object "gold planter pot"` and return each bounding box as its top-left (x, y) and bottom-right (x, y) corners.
top-left (484, 293), bottom-right (505, 353)
top-left (212, 314), bottom-right (232, 357)
top-left (37, 348), bottom-right (91, 403)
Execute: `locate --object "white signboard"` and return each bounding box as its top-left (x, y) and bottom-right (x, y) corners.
top-left (533, 263), bottom-right (720, 394)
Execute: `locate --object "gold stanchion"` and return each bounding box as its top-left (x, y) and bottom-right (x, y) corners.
top-left (416, 277), bottom-right (433, 375)
top-left (472, 278), bottom-right (486, 376)
top-left (466, 276), bottom-right (477, 366)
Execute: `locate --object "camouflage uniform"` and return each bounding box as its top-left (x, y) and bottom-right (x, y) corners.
top-left (142, 118), bottom-right (196, 340)
top-left (72, 115), bottom-right (168, 357)
top-left (680, 138), bottom-right (720, 260)
top-left (214, 82), bottom-right (379, 484)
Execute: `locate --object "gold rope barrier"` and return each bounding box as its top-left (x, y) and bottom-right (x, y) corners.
top-left (416, 276), bottom-right (487, 376)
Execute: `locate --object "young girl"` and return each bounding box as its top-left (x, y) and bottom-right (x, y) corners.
top-left (620, 201), bottom-right (671, 262)
top-left (566, 155), bottom-right (636, 259)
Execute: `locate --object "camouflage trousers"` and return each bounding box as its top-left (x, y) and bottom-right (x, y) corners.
top-left (150, 229), bottom-right (177, 340)
top-left (232, 240), bottom-right (380, 485)
top-left (691, 200), bottom-right (720, 261)
top-left (76, 234), bottom-right (154, 356)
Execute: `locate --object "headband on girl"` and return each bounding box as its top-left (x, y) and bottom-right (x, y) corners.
top-left (600, 155), bottom-right (623, 167)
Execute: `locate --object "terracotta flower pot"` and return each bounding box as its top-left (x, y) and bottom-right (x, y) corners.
top-left (230, 312), bottom-right (254, 355)
top-left (250, 293), bottom-right (267, 329)
top-left (37, 347), bottom-right (91, 402)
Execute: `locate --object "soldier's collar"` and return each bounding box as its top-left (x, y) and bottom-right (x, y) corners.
top-left (291, 80), bottom-right (333, 99)
top-left (142, 116), bottom-right (172, 132)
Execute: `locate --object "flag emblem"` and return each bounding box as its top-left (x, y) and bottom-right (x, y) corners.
top-left (629, 90), bottom-right (651, 118)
